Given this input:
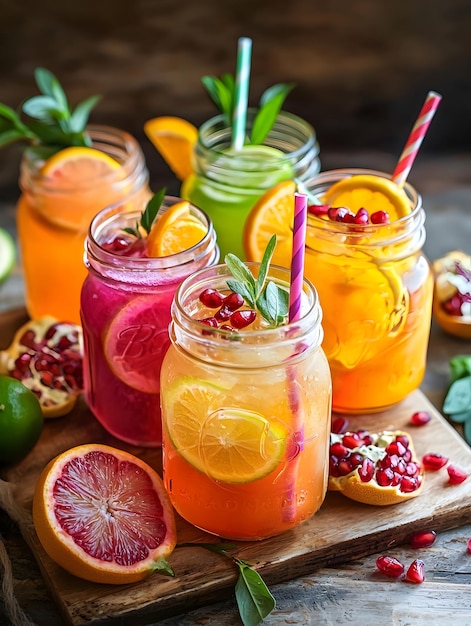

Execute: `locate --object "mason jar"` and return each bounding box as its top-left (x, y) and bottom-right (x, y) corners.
top-left (17, 125), bottom-right (150, 324)
top-left (80, 197), bottom-right (219, 447)
top-left (305, 168), bottom-right (434, 414)
top-left (181, 109), bottom-right (320, 260)
top-left (160, 263), bottom-right (331, 540)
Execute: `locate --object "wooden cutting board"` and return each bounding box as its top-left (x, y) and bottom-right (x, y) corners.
top-left (2, 307), bottom-right (471, 625)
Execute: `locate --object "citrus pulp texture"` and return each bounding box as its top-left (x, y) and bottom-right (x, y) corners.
top-left (33, 444), bottom-right (176, 584)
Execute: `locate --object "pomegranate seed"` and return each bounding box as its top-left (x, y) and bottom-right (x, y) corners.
top-left (198, 317), bottom-right (219, 328)
top-left (199, 288), bottom-right (224, 308)
top-left (353, 210), bottom-right (369, 225)
top-left (230, 309), bottom-right (256, 329)
top-left (410, 530), bottom-right (437, 549)
top-left (337, 459), bottom-right (353, 476)
top-left (467, 538), bottom-right (471, 554)
top-left (331, 417), bottom-right (349, 434)
top-left (386, 441), bottom-right (407, 457)
top-left (342, 434), bottom-right (363, 449)
top-left (328, 206), bottom-right (352, 222)
top-left (376, 555), bottom-right (404, 578)
top-left (222, 292), bottom-right (244, 311)
top-left (19, 330), bottom-right (39, 350)
top-left (358, 458), bottom-right (375, 482)
top-left (410, 411), bottom-right (432, 426)
top-left (422, 453), bottom-right (448, 471)
top-left (394, 434), bottom-right (410, 449)
top-left (329, 455), bottom-right (340, 477)
top-left (349, 453), bottom-right (364, 467)
top-left (308, 204), bottom-right (330, 217)
top-left (330, 442), bottom-right (349, 458)
top-left (376, 467), bottom-right (394, 486)
top-left (400, 476), bottom-right (420, 493)
top-left (214, 305), bottom-right (232, 322)
top-left (405, 462), bottom-right (421, 477)
top-left (447, 465), bottom-right (468, 484)
top-left (370, 210), bottom-right (390, 224)
top-left (404, 559), bottom-right (425, 584)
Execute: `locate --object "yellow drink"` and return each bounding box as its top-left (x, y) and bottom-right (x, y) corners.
top-left (160, 264), bottom-right (331, 540)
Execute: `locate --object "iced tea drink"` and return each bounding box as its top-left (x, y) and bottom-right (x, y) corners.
top-left (81, 196), bottom-right (218, 446)
top-left (160, 262), bottom-right (331, 540)
top-left (304, 169), bottom-right (433, 413)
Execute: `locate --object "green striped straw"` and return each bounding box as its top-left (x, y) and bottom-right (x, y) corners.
top-left (232, 37), bottom-right (252, 151)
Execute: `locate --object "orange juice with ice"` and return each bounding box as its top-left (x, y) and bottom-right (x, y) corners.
top-left (160, 261), bottom-right (331, 540)
top-left (243, 171), bottom-right (433, 414)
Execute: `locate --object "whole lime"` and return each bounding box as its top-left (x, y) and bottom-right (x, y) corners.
top-left (0, 375), bottom-right (44, 464)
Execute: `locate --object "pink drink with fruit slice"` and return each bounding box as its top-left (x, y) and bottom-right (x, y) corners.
top-left (80, 197), bottom-right (218, 446)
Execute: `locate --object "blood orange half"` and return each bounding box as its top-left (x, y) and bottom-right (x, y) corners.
top-left (32, 444), bottom-right (177, 584)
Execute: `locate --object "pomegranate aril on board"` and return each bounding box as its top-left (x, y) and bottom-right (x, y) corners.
top-left (410, 530), bottom-right (437, 549)
top-left (404, 559), bottom-right (425, 584)
top-left (447, 465), bottom-right (468, 484)
top-left (410, 411), bottom-right (432, 426)
top-left (422, 453), bottom-right (449, 470)
top-left (376, 555), bottom-right (405, 578)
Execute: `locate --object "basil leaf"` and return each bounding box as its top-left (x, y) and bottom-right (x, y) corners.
top-left (226, 279), bottom-right (256, 309)
top-left (443, 376), bottom-right (471, 415)
top-left (141, 188), bottom-right (166, 234)
top-left (70, 95), bottom-right (101, 133)
top-left (256, 234), bottom-right (276, 297)
top-left (250, 83), bottom-right (294, 145)
top-left (235, 562), bottom-right (276, 626)
top-left (225, 253), bottom-right (257, 294)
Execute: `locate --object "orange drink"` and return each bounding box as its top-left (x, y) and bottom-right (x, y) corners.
top-left (160, 262), bottom-right (331, 540)
top-left (17, 126), bottom-right (150, 324)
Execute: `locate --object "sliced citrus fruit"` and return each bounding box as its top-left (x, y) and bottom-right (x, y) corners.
top-left (322, 174), bottom-right (411, 221)
top-left (104, 296), bottom-right (172, 394)
top-left (40, 146), bottom-right (121, 181)
top-left (0, 227), bottom-right (16, 284)
top-left (164, 377), bottom-right (287, 483)
top-left (32, 443), bottom-right (176, 584)
top-left (144, 116), bottom-right (198, 181)
top-left (243, 180), bottom-right (296, 265)
top-left (147, 200), bottom-right (207, 257)
top-left (328, 429), bottom-right (424, 505)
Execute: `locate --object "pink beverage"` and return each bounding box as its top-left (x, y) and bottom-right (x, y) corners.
top-left (80, 196), bottom-right (219, 446)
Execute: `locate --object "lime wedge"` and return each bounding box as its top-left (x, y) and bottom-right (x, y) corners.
top-left (0, 228), bottom-right (16, 284)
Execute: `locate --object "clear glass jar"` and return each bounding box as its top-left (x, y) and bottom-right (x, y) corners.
top-left (181, 109), bottom-right (320, 260)
top-left (160, 263), bottom-right (332, 540)
top-left (305, 168), bottom-right (434, 413)
top-left (17, 125), bottom-right (150, 324)
top-left (80, 196), bottom-right (219, 447)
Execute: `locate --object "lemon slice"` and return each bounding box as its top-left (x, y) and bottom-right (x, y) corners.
top-left (40, 146), bottom-right (121, 180)
top-left (0, 228), bottom-right (16, 284)
top-left (144, 116), bottom-right (198, 181)
top-left (322, 174), bottom-right (411, 221)
top-left (147, 201), bottom-right (208, 257)
top-left (164, 377), bottom-right (287, 483)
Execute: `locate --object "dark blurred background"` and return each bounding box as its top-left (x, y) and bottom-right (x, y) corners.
top-left (0, 0), bottom-right (470, 198)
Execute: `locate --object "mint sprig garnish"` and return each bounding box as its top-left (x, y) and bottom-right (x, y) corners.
top-left (177, 542), bottom-right (275, 626)
top-left (202, 75), bottom-right (294, 146)
top-left (122, 187), bottom-right (166, 238)
top-left (225, 234), bottom-right (289, 327)
top-left (0, 67), bottom-right (100, 158)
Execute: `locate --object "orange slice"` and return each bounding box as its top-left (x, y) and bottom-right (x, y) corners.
top-left (40, 146), bottom-right (121, 181)
top-left (144, 116), bottom-right (198, 181)
top-left (33, 443), bottom-right (177, 584)
top-left (322, 174), bottom-right (411, 221)
top-left (147, 200), bottom-right (207, 257)
top-left (243, 180), bottom-right (296, 266)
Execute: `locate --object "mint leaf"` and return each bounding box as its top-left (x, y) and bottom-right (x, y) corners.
top-left (226, 279), bottom-right (256, 309)
top-left (235, 561), bottom-right (276, 626)
top-left (450, 355), bottom-right (471, 383)
top-left (443, 376), bottom-right (471, 415)
top-left (251, 83), bottom-right (294, 145)
top-left (225, 253), bottom-right (257, 294)
top-left (140, 188), bottom-right (166, 235)
top-left (70, 96), bottom-right (101, 135)
top-left (201, 75), bottom-right (233, 123)
top-left (256, 234), bottom-right (276, 297)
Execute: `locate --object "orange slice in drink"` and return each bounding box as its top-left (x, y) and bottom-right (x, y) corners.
top-left (322, 174), bottom-right (411, 221)
top-left (144, 116), bottom-right (198, 181)
top-left (40, 146), bottom-right (121, 181)
top-left (243, 180), bottom-right (296, 266)
top-left (164, 377), bottom-right (287, 484)
top-left (147, 200), bottom-right (207, 257)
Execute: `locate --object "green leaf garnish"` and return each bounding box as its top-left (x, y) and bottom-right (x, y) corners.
top-left (0, 67), bottom-right (100, 154)
top-left (224, 234), bottom-right (288, 327)
top-left (124, 188), bottom-right (167, 238)
top-left (177, 542), bottom-right (275, 626)
top-left (202, 75), bottom-right (294, 145)
top-left (443, 355), bottom-right (471, 445)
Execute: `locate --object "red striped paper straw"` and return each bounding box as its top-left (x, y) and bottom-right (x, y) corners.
top-left (392, 91), bottom-right (442, 186)
top-left (288, 193), bottom-right (308, 322)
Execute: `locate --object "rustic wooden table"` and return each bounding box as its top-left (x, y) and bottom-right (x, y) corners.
top-left (1, 152), bottom-right (471, 625)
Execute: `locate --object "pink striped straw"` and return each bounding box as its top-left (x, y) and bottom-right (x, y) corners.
top-left (392, 91), bottom-right (442, 186)
top-left (288, 193), bottom-right (308, 322)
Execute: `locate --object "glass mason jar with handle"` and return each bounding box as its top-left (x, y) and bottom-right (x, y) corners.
top-left (181, 109), bottom-right (320, 260)
top-left (17, 125), bottom-right (150, 324)
top-left (81, 196), bottom-right (219, 447)
top-left (160, 262), bottom-right (331, 540)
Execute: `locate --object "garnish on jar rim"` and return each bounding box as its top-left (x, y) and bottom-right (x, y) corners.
top-left (122, 188), bottom-right (166, 238)
top-left (0, 67), bottom-right (100, 161)
top-left (201, 74), bottom-right (294, 146)
top-left (225, 234), bottom-right (289, 328)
